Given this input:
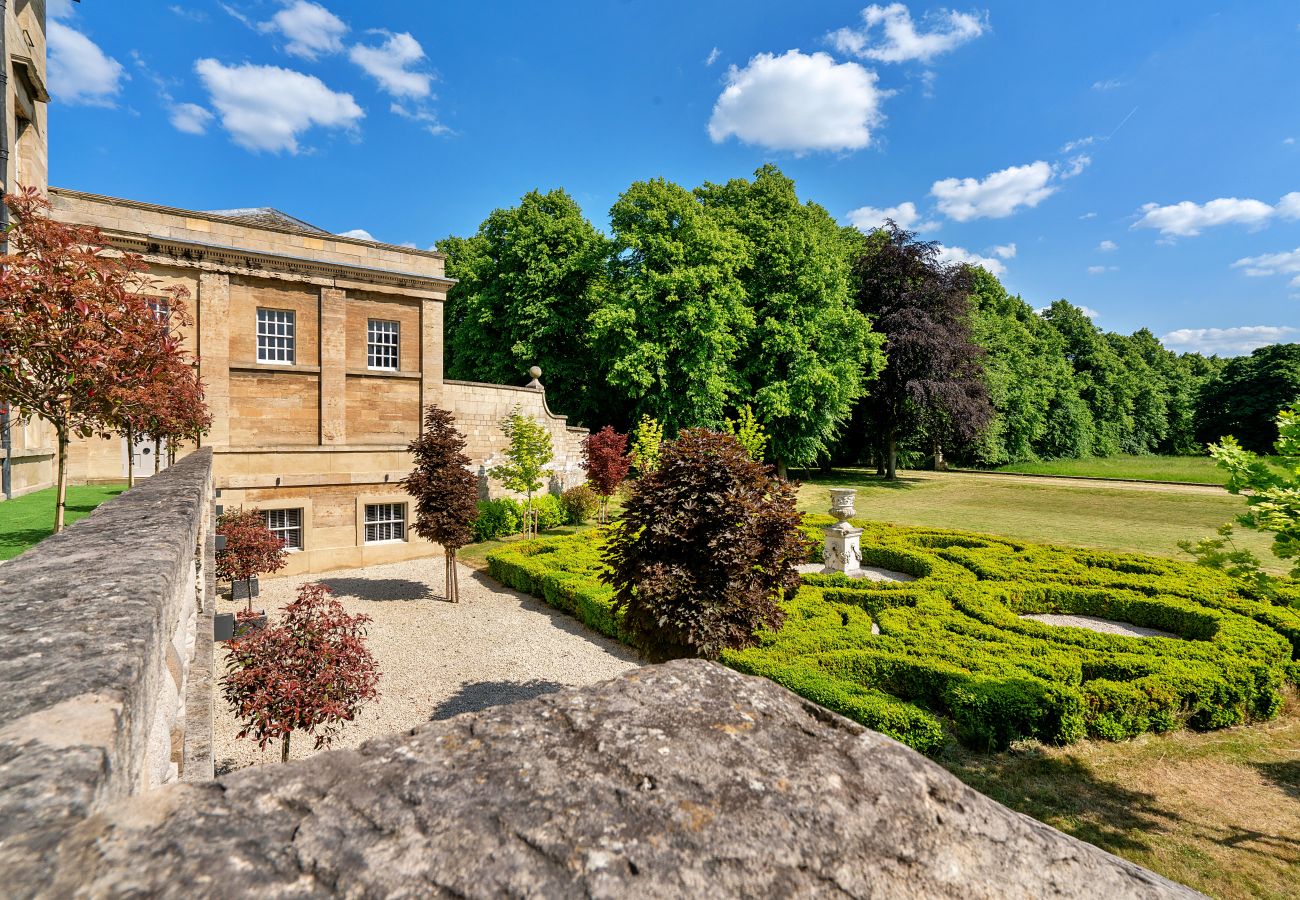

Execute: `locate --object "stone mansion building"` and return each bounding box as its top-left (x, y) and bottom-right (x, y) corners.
top-left (0, 1), bottom-right (585, 573)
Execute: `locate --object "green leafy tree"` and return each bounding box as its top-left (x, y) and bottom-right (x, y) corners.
top-left (696, 166), bottom-right (883, 476)
top-left (628, 414), bottom-right (663, 477)
top-left (1206, 405), bottom-right (1300, 578)
top-left (1042, 301), bottom-right (1138, 457)
top-left (592, 177), bottom-right (752, 432)
top-left (437, 189), bottom-right (611, 424)
top-left (1195, 343), bottom-right (1300, 453)
top-left (724, 404), bottom-right (768, 462)
top-left (489, 406), bottom-right (554, 538)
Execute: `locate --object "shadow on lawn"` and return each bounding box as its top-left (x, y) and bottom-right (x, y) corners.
top-left (940, 749), bottom-right (1181, 856)
top-left (317, 577), bottom-right (438, 602)
top-left (790, 468), bottom-right (923, 490)
top-left (429, 679), bottom-right (566, 721)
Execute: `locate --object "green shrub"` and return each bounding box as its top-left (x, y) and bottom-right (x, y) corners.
top-left (560, 484), bottom-right (600, 526)
top-left (486, 518), bottom-right (1300, 754)
top-left (473, 499), bottom-right (521, 542)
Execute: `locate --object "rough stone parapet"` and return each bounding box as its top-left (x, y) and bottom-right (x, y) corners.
top-left (0, 450), bottom-right (214, 888)
top-left (52, 661), bottom-right (1195, 898)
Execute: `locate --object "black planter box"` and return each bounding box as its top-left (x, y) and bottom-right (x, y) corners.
top-left (229, 576), bottom-right (260, 601)
top-left (215, 611), bottom-right (267, 642)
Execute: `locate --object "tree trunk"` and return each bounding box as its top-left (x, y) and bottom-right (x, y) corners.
top-left (886, 434), bottom-right (898, 481)
top-left (245, 577), bottom-right (254, 614)
top-left (54, 426), bottom-right (69, 533)
top-left (281, 733), bottom-right (290, 763)
top-left (875, 446), bottom-right (885, 477)
top-left (776, 459), bottom-right (789, 481)
top-left (154, 437), bottom-right (162, 474)
top-left (125, 423), bottom-right (135, 488)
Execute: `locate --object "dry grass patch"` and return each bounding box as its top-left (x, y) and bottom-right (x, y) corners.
top-left (941, 693), bottom-right (1300, 899)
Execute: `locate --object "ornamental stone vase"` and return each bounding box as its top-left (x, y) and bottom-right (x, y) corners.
top-left (824, 489), bottom-right (862, 573)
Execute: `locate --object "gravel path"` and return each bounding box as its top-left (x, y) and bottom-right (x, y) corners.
top-left (213, 556), bottom-right (641, 774)
top-left (1021, 613), bottom-right (1179, 639)
top-left (796, 562), bottom-right (915, 582)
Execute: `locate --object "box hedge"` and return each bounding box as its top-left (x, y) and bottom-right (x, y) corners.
top-left (487, 519), bottom-right (1299, 754)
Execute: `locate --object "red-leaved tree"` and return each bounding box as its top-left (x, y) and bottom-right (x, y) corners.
top-left (215, 508), bottom-right (289, 611)
top-left (221, 583), bottom-right (380, 763)
top-left (0, 190), bottom-right (196, 529)
top-left (582, 425), bottom-right (631, 523)
top-left (402, 405), bottom-right (479, 603)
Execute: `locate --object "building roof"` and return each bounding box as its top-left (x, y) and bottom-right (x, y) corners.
top-left (202, 207), bottom-right (333, 236)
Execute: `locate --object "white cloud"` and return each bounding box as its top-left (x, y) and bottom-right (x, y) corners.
top-left (1079, 211), bottom-right (1097, 220)
top-left (931, 160), bottom-right (1057, 221)
top-left (48, 21), bottom-right (125, 107)
top-left (338, 228), bottom-right (375, 241)
top-left (1092, 78), bottom-right (1125, 91)
top-left (1232, 246), bottom-right (1300, 287)
top-left (933, 243), bottom-right (1006, 276)
top-left (1161, 326), bottom-right (1299, 356)
top-left (705, 47), bottom-right (721, 66)
top-left (169, 102), bottom-right (213, 135)
top-left (390, 101), bottom-right (451, 137)
top-left (844, 200), bottom-right (939, 232)
top-left (195, 58), bottom-right (363, 153)
top-left (829, 4), bottom-right (988, 64)
top-left (1061, 135), bottom-right (1097, 154)
top-left (1087, 265), bottom-right (1117, 275)
top-left (1080, 305), bottom-right (1100, 318)
top-left (259, 1), bottom-right (347, 60)
top-left (1098, 239), bottom-right (1117, 251)
top-left (349, 32), bottom-right (432, 98)
top-left (990, 242), bottom-right (1016, 259)
top-left (1278, 192), bottom-right (1300, 219)
top-left (708, 50), bottom-right (886, 153)
top-left (49, 0), bottom-right (75, 18)
top-left (1285, 137), bottom-right (1296, 145)
top-left (1133, 196), bottom-right (1279, 237)
top-left (1059, 154), bottom-right (1091, 179)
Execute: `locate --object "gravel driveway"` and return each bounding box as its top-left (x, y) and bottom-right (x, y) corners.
top-left (213, 555), bottom-right (641, 773)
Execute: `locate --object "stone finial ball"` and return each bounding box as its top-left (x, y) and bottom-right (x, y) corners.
top-left (529, 366), bottom-right (542, 379)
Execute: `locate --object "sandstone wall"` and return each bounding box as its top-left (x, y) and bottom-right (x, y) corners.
top-left (0, 450), bottom-right (215, 888)
top-left (444, 379), bottom-right (588, 497)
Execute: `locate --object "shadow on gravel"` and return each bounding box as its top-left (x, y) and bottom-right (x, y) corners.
top-left (317, 577), bottom-right (438, 602)
top-left (430, 679), bottom-right (567, 721)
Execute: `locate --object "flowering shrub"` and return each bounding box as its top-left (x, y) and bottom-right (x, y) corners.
top-left (560, 483), bottom-right (600, 525)
top-left (221, 583), bottom-right (379, 762)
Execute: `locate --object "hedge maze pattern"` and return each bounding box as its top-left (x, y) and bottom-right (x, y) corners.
top-left (487, 517), bottom-right (1300, 754)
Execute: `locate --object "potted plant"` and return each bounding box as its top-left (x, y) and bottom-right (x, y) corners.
top-left (215, 508), bottom-right (288, 630)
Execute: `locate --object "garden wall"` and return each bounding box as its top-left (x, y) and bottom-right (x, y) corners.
top-left (0, 449), bottom-right (215, 886)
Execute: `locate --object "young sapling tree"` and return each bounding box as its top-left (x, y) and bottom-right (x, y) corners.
top-left (403, 405), bottom-right (479, 602)
top-left (489, 406), bottom-right (554, 538)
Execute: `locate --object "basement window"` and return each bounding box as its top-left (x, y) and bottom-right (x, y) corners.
top-left (256, 308), bottom-right (296, 364)
top-left (264, 508), bottom-right (303, 551)
top-left (367, 319), bottom-right (399, 370)
top-left (364, 503), bottom-right (406, 544)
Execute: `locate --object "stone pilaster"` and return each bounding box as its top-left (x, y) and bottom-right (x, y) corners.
top-left (420, 297), bottom-right (444, 413)
top-left (319, 287), bottom-right (347, 444)
top-left (197, 273), bottom-right (230, 448)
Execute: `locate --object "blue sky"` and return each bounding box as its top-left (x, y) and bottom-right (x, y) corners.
top-left (46, 1), bottom-right (1300, 355)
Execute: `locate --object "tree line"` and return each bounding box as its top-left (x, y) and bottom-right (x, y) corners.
top-left (439, 165), bottom-right (1300, 475)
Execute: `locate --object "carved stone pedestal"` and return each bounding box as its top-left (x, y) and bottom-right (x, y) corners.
top-left (823, 488), bottom-right (862, 574)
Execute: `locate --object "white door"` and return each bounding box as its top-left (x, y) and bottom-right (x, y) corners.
top-left (121, 436), bottom-right (168, 478)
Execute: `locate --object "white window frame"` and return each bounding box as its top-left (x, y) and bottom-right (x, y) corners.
top-left (367, 319), bottom-right (400, 371)
top-left (257, 308), bottom-right (296, 365)
top-left (364, 502), bottom-right (406, 544)
top-left (264, 507), bottom-right (304, 551)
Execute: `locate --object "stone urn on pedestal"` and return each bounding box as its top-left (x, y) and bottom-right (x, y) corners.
top-left (823, 488), bottom-right (863, 574)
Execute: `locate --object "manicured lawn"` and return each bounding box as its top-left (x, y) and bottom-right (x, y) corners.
top-left (988, 454), bottom-right (1288, 484)
top-left (941, 696), bottom-right (1300, 900)
top-left (795, 467), bottom-right (1282, 571)
top-left (0, 484), bottom-right (127, 560)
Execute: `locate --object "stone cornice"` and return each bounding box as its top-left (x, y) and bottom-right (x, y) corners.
top-left (103, 230), bottom-right (456, 294)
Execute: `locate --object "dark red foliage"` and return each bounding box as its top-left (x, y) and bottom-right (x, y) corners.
top-left (582, 426), bottom-right (631, 522)
top-left (602, 428), bottom-right (806, 661)
top-left (402, 405), bottom-right (479, 602)
top-left (221, 583), bottom-right (380, 761)
top-left (215, 508), bottom-right (289, 611)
